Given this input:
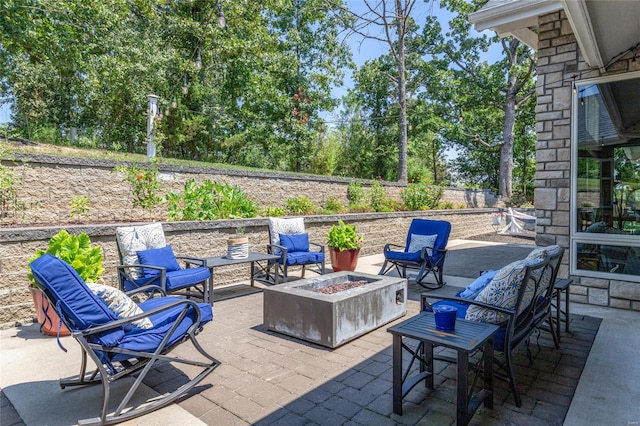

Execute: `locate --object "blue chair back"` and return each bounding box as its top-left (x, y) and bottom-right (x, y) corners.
top-left (404, 219), bottom-right (451, 261)
top-left (30, 254), bottom-right (118, 331)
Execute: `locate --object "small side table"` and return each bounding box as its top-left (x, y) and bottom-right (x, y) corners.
top-left (552, 278), bottom-right (572, 341)
top-left (387, 312), bottom-right (499, 426)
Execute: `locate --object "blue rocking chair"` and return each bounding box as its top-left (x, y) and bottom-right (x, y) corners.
top-left (30, 254), bottom-right (220, 425)
top-left (378, 219), bottom-right (451, 289)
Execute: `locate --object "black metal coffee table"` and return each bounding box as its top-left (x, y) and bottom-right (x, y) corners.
top-left (190, 252), bottom-right (282, 303)
top-left (387, 312), bottom-right (499, 426)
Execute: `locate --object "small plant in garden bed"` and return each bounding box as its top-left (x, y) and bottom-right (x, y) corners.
top-left (285, 196), bottom-right (316, 215)
top-left (347, 181), bottom-right (364, 206)
top-left (166, 178), bottom-right (257, 221)
top-left (401, 182), bottom-right (443, 210)
top-left (70, 194), bottom-right (91, 221)
top-left (114, 161), bottom-right (162, 209)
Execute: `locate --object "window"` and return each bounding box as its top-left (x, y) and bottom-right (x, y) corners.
top-left (572, 72), bottom-right (640, 281)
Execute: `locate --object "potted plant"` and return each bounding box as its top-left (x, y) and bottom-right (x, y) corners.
top-left (227, 225), bottom-right (249, 259)
top-left (28, 230), bottom-right (105, 336)
top-left (327, 220), bottom-right (363, 272)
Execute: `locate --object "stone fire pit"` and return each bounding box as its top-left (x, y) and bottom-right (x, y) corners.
top-left (263, 272), bottom-right (407, 348)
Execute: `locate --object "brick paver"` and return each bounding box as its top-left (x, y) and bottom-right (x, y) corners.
top-left (158, 282), bottom-right (600, 426)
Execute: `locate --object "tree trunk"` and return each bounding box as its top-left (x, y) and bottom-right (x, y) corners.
top-left (500, 91), bottom-right (517, 199)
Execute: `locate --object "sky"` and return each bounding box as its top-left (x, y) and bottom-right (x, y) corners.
top-left (0, 1), bottom-right (500, 126)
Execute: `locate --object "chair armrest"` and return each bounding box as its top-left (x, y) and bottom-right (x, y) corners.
top-left (383, 243), bottom-right (404, 252)
top-left (309, 241), bottom-right (325, 253)
top-left (268, 243), bottom-right (287, 255)
top-left (79, 298), bottom-right (202, 336)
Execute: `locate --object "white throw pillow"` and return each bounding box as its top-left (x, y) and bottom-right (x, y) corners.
top-left (268, 217), bottom-right (306, 246)
top-left (116, 223), bottom-right (166, 279)
top-left (408, 234), bottom-right (438, 256)
top-left (87, 283), bottom-right (153, 329)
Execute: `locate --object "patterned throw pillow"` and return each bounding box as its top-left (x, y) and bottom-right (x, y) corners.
top-left (408, 234), bottom-right (438, 256)
top-left (116, 223), bottom-right (166, 279)
top-left (526, 245), bottom-right (561, 297)
top-left (465, 250), bottom-right (549, 325)
top-left (87, 283), bottom-right (153, 329)
top-left (268, 217), bottom-right (305, 246)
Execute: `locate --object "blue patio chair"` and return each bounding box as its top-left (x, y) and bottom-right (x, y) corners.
top-left (116, 223), bottom-right (211, 303)
top-left (267, 217), bottom-right (325, 282)
top-left (422, 245), bottom-right (564, 407)
top-left (29, 254), bottom-right (220, 425)
top-left (378, 219), bottom-right (451, 289)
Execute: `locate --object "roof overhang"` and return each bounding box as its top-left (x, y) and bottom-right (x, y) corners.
top-left (468, 0), bottom-right (563, 50)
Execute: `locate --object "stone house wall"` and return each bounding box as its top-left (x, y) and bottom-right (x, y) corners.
top-left (0, 210), bottom-right (498, 330)
top-left (536, 10), bottom-right (640, 309)
top-left (1, 154), bottom-right (500, 227)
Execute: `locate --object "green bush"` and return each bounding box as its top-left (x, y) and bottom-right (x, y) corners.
top-left (323, 196), bottom-right (344, 214)
top-left (166, 179), bottom-right (258, 221)
top-left (261, 204), bottom-right (286, 217)
top-left (368, 180), bottom-right (389, 212)
top-left (285, 196), bottom-right (316, 215)
top-left (401, 183), bottom-right (444, 211)
top-left (28, 230), bottom-right (104, 286)
top-left (114, 162), bottom-right (162, 209)
top-left (70, 195), bottom-right (91, 221)
top-left (347, 182), bottom-right (365, 205)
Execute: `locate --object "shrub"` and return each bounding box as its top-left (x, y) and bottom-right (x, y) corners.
top-left (70, 195), bottom-right (91, 221)
top-left (323, 196), bottom-right (344, 214)
top-left (166, 179), bottom-right (257, 221)
top-left (347, 182), bottom-right (365, 205)
top-left (114, 161), bottom-right (162, 209)
top-left (28, 230), bottom-right (104, 286)
top-left (401, 183), bottom-right (444, 211)
top-left (368, 180), bottom-right (389, 212)
top-left (261, 204), bottom-right (286, 217)
top-left (285, 196), bottom-right (316, 215)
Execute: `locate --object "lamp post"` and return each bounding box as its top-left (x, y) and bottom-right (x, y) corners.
top-left (146, 94), bottom-right (159, 160)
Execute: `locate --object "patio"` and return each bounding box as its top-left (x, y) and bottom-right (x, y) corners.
top-left (1, 238), bottom-right (639, 425)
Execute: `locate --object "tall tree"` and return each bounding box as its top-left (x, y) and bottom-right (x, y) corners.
top-left (325, 0), bottom-right (420, 183)
top-left (424, 0), bottom-right (536, 200)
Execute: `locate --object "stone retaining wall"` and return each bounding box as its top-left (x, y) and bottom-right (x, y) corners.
top-left (0, 210), bottom-right (498, 329)
top-left (1, 154), bottom-right (500, 226)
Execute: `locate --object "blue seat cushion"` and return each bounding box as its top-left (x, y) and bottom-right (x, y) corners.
top-left (165, 267), bottom-right (211, 291)
top-left (97, 297), bottom-right (212, 363)
top-left (385, 250), bottom-right (422, 263)
top-left (137, 245), bottom-right (182, 277)
top-left (282, 251), bottom-right (324, 266)
top-left (279, 233), bottom-right (310, 252)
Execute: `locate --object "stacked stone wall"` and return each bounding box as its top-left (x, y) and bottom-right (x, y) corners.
top-left (0, 210), bottom-right (497, 329)
top-left (537, 11), bottom-right (640, 309)
top-left (1, 154), bottom-right (500, 226)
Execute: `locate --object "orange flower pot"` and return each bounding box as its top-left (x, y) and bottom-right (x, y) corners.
top-left (329, 248), bottom-right (360, 272)
top-left (30, 287), bottom-right (71, 336)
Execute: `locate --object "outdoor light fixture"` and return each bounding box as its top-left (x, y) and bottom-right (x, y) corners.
top-left (195, 51), bottom-right (202, 70)
top-left (172, 96), bottom-right (177, 108)
top-left (182, 75), bottom-right (188, 95)
top-left (217, 4), bottom-right (226, 28)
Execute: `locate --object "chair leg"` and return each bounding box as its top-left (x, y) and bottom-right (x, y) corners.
top-left (504, 348), bottom-right (522, 407)
top-left (301, 265), bottom-right (306, 278)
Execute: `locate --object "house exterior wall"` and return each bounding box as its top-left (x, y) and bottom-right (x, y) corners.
top-left (536, 10), bottom-right (640, 310)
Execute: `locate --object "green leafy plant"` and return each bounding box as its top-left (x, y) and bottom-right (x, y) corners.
top-left (285, 196), bottom-right (316, 215)
top-left (327, 220), bottom-right (363, 251)
top-left (368, 179), bottom-right (391, 212)
top-left (28, 230), bottom-right (104, 287)
top-left (69, 194), bottom-right (91, 220)
top-left (261, 204), bottom-right (286, 217)
top-left (401, 183), bottom-right (444, 210)
top-left (323, 196), bottom-right (344, 214)
top-left (347, 181), bottom-right (364, 205)
top-left (166, 178), bottom-right (257, 221)
top-left (114, 162), bottom-right (162, 209)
